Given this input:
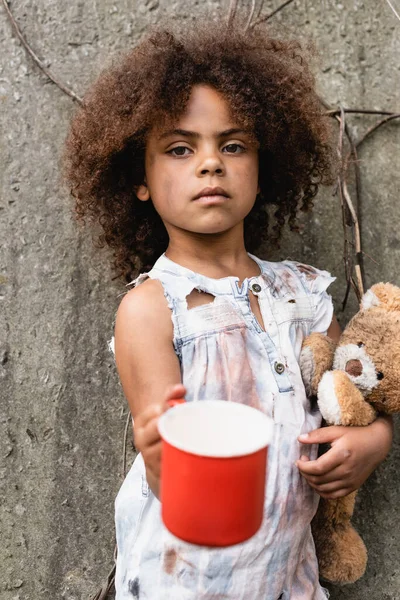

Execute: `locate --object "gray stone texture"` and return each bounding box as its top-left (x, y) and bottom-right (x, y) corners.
top-left (0, 0), bottom-right (399, 598)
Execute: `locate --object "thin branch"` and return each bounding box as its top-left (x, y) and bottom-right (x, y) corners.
top-left (1, 0), bottom-right (83, 104)
top-left (325, 108), bottom-right (396, 117)
top-left (90, 564), bottom-right (116, 600)
top-left (343, 123), bottom-right (364, 294)
top-left (356, 113), bottom-right (400, 149)
top-left (122, 411), bottom-right (132, 479)
top-left (385, 0), bottom-right (400, 21)
top-left (245, 0), bottom-right (257, 32)
top-left (342, 179), bottom-right (364, 298)
top-left (91, 411), bottom-right (130, 600)
top-left (337, 108), bottom-right (353, 307)
top-left (334, 105), bottom-right (365, 307)
top-left (345, 240), bottom-right (379, 265)
top-left (255, 0), bottom-right (266, 22)
top-left (338, 177), bottom-right (353, 310)
top-left (250, 0), bottom-right (296, 29)
top-left (321, 96), bottom-right (366, 304)
top-left (227, 0), bottom-right (239, 27)
top-left (338, 105), bottom-right (345, 165)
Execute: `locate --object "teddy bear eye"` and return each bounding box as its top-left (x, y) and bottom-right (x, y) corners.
top-left (377, 371), bottom-right (384, 380)
top-left (357, 342), bottom-right (364, 347)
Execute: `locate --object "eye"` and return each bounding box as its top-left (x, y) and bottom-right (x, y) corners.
top-left (377, 371), bottom-right (384, 380)
top-left (168, 146), bottom-right (192, 157)
top-left (223, 143), bottom-right (245, 154)
top-left (357, 342), bottom-right (364, 347)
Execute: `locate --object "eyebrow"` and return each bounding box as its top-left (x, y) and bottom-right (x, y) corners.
top-left (158, 128), bottom-right (250, 140)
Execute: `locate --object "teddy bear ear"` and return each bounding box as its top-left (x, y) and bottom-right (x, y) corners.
top-left (361, 283), bottom-right (400, 312)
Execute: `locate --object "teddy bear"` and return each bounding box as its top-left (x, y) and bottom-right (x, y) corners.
top-left (300, 282), bottom-right (400, 584)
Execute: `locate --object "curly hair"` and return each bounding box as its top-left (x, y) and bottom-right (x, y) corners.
top-left (63, 21), bottom-right (335, 282)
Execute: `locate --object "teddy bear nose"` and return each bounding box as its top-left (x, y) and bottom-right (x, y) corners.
top-left (345, 359), bottom-right (363, 377)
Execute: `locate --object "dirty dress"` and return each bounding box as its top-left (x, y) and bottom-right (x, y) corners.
top-left (114, 253), bottom-right (335, 600)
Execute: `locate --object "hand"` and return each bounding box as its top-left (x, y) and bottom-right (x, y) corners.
top-left (133, 383), bottom-right (186, 498)
top-left (296, 416), bottom-right (393, 499)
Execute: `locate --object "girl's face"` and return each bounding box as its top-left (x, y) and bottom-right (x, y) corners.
top-left (136, 85), bottom-right (259, 239)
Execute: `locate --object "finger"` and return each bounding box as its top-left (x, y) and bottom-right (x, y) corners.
top-left (304, 476), bottom-right (352, 497)
top-left (304, 476), bottom-right (347, 493)
top-left (296, 446), bottom-right (350, 476)
top-left (298, 460), bottom-right (351, 485)
top-left (164, 384), bottom-right (187, 404)
top-left (298, 425), bottom-right (347, 445)
top-left (318, 488), bottom-right (352, 500)
top-left (135, 416), bottom-right (162, 448)
top-left (311, 480), bottom-right (350, 494)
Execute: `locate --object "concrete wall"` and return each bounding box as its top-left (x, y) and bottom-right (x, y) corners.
top-left (0, 1), bottom-right (398, 598)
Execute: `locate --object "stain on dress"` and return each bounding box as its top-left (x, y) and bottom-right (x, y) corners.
top-left (128, 577), bottom-right (140, 598)
top-left (163, 547), bottom-right (178, 575)
top-left (296, 264), bottom-right (319, 280)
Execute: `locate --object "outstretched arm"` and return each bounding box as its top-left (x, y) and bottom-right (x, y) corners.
top-left (115, 279), bottom-right (184, 499)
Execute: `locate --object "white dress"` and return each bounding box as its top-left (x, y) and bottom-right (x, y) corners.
top-left (114, 253), bottom-right (335, 600)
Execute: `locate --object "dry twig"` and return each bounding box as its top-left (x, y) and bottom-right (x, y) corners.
top-left (91, 411), bottom-right (130, 600)
top-left (227, 0), bottom-right (239, 27)
top-left (336, 107), bottom-right (354, 308)
top-left (250, 0), bottom-right (296, 29)
top-left (122, 411), bottom-right (132, 479)
top-left (1, 0), bottom-right (83, 104)
top-left (325, 108), bottom-right (396, 117)
top-left (245, 0), bottom-right (257, 32)
top-left (90, 564), bottom-right (116, 600)
top-left (356, 113), bottom-right (400, 149)
top-left (321, 97), bottom-right (365, 306)
top-left (385, 0), bottom-right (400, 21)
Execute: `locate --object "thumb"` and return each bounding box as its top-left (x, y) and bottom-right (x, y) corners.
top-left (298, 425), bottom-right (347, 445)
top-left (164, 384), bottom-right (187, 409)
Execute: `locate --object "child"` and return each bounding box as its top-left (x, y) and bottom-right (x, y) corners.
top-left (64, 21), bottom-right (393, 600)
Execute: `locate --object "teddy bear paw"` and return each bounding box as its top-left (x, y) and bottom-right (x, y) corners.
top-left (317, 371), bottom-right (343, 425)
top-left (318, 369), bottom-right (377, 427)
top-left (300, 333), bottom-right (336, 397)
top-left (299, 345), bottom-right (315, 397)
top-left (318, 525), bottom-right (367, 584)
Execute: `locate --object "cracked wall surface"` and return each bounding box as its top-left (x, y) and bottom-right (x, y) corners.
top-left (0, 1), bottom-right (399, 598)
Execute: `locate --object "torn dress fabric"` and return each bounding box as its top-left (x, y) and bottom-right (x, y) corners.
top-left (114, 253), bottom-right (335, 600)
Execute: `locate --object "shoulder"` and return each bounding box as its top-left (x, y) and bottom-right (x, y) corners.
top-left (285, 261), bottom-right (336, 295)
top-left (259, 258), bottom-right (336, 296)
top-left (116, 277), bottom-right (173, 338)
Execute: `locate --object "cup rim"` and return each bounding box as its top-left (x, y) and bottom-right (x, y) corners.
top-left (158, 400), bottom-right (273, 458)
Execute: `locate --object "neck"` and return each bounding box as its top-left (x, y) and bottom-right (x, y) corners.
top-left (165, 224), bottom-right (261, 280)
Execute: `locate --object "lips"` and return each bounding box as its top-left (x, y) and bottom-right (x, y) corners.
top-left (193, 187), bottom-right (230, 201)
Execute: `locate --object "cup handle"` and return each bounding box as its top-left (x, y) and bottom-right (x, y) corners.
top-left (167, 398), bottom-right (186, 408)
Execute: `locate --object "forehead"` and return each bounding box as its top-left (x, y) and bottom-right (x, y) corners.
top-left (149, 84), bottom-right (251, 141)
top-left (178, 85), bottom-right (234, 127)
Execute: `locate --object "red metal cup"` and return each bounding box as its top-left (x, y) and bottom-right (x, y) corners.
top-left (158, 400), bottom-right (273, 547)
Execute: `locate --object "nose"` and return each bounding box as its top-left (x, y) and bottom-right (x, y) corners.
top-left (345, 359), bottom-right (363, 377)
top-left (196, 149), bottom-right (225, 177)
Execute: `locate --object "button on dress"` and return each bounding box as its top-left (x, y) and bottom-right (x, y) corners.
top-left (114, 253), bottom-right (335, 600)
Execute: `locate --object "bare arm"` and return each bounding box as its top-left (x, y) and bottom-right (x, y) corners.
top-left (114, 279), bottom-right (185, 497)
top-left (298, 316), bottom-right (394, 498)
top-left (326, 314), bottom-right (341, 343)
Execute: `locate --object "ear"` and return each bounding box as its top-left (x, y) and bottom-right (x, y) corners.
top-left (361, 288), bottom-right (380, 311)
top-left (361, 283), bottom-right (400, 312)
top-left (136, 183), bottom-right (150, 202)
